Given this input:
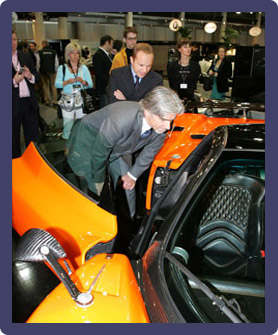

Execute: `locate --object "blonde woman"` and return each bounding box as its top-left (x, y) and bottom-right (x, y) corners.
top-left (55, 42), bottom-right (93, 139)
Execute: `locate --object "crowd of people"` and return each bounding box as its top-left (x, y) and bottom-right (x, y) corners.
top-left (12, 27), bottom-right (232, 216)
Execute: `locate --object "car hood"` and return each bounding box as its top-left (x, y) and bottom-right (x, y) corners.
top-left (153, 113), bottom-right (265, 171)
top-left (27, 253), bottom-right (149, 323)
top-left (12, 142), bottom-right (117, 268)
top-left (145, 113), bottom-right (264, 209)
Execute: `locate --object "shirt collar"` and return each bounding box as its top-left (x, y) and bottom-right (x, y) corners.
top-left (131, 65), bottom-right (141, 84)
top-left (99, 47), bottom-right (112, 61)
top-left (141, 117), bottom-right (151, 134)
top-left (12, 50), bottom-right (18, 69)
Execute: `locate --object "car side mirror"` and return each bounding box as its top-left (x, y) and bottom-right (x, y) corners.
top-left (16, 228), bottom-right (94, 308)
top-left (16, 228), bottom-right (67, 262)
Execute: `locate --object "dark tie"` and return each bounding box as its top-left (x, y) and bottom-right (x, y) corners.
top-left (140, 129), bottom-right (152, 139)
top-left (134, 75), bottom-right (140, 90)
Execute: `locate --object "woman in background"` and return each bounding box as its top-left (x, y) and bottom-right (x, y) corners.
top-left (55, 42), bottom-right (93, 140)
top-left (209, 46), bottom-right (232, 100)
top-left (167, 38), bottom-right (200, 103)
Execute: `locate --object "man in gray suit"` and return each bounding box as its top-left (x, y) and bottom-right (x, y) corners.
top-left (67, 86), bottom-right (184, 218)
top-left (108, 43), bottom-right (163, 104)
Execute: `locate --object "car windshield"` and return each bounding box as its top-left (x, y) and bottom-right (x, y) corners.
top-left (164, 148), bottom-right (265, 322)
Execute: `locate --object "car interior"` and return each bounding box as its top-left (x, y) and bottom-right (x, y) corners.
top-left (166, 154), bottom-right (265, 322)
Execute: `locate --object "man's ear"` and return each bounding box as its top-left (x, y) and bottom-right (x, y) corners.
top-left (143, 109), bottom-right (151, 118)
top-left (130, 56), bottom-right (134, 66)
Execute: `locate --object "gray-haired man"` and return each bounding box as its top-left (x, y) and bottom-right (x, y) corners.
top-left (67, 86), bottom-right (184, 218)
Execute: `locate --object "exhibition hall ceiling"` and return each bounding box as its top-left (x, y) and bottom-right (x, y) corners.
top-left (15, 12), bottom-right (265, 28)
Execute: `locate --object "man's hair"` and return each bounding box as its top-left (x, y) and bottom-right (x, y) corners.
top-left (113, 39), bottom-right (123, 52)
top-left (139, 86), bottom-right (184, 117)
top-left (100, 35), bottom-right (113, 46)
top-left (29, 41), bottom-right (37, 47)
top-left (132, 43), bottom-right (153, 59)
top-left (64, 42), bottom-right (81, 62)
top-left (123, 26), bottom-right (138, 38)
top-left (42, 40), bottom-right (49, 47)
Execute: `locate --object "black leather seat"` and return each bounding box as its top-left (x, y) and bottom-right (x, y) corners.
top-left (195, 173), bottom-right (265, 280)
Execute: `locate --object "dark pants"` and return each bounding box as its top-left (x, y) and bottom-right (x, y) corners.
top-left (98, 94), bottom-right (108, 109)
top-left (12, 97), bottom-right (39, 158)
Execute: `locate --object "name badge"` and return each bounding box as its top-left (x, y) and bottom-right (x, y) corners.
top-left (180, 83), bottom-right (188, 89)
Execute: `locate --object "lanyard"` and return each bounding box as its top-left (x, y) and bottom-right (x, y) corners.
top-left (68, 62), bottom-right (79, 79)
top-left (179, 64), bottom-right (190, 84)
top-left (68, 62), bottom-right (82, 91)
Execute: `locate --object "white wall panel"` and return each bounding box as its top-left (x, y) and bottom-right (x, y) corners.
top-left (154, 26), bottom-right (166, 41)
top-left (44, 22), bottom-right (58, 39)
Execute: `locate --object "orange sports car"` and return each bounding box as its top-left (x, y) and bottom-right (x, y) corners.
top-left (15, 123), bottom-right (265, 323)
top-left (145, 101), bottom-right (265, 209)
top-left (12, 101), bottom-right (264, 323)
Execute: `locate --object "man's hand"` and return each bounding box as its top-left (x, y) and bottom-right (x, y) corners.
top-left (23, 66), bottom-right (33, 80)
top-left (121, 174), bottom-right (136, 190)
top-left (14, 72), bottom-right (25, 84)
top-left (113, 89), bottom-right (126, 100)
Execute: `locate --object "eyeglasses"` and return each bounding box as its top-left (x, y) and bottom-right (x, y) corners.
top-left (126, 37), bottom-right (137, 41)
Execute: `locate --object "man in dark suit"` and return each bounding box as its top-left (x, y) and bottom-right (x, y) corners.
top-left (108, 43), bottom-right (163, 104)
top-left (12, 30), bottom-right (40, 158)
top-left (93, 35), bottom-right (114, 108)
top-left (67, 86), bottom-right (184, 218)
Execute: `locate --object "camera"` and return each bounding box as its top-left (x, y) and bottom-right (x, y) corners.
top-left (18, 67), bottom-right (25, 74)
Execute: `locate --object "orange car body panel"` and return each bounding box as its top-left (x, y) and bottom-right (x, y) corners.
top-left (27, 253), bottom-right (150, 323)
top-left (146, 113), bottom-right (265, 209)
top-left (12, 143), bottom-right (117, 268)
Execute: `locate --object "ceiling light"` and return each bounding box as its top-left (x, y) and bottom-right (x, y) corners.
top-left (236, 12), bottom-right (241, 14)
top-left (169, 19), bottom-right (182, 32)
top-left (204, 22), bottom-right (217, 33)
top-left (249, 26), bottom-right (262, 36)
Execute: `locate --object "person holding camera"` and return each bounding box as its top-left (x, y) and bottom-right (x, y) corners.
top-left (12, 30), bottom-right (40, 159)
top-left (55, 42), bottom-right (93, 140)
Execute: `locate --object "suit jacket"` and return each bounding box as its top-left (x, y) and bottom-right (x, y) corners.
top-left (108, 65), bottom-right (163, 104)
top-left (93, 48), bottom-right (112, 95)
top-left (67, 101), bottom-right (166, 193)
top-left (12, 50), bottom-right (40, 115)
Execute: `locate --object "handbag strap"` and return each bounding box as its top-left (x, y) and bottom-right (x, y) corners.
top-left (63, 64), bottom-right (66, 80)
